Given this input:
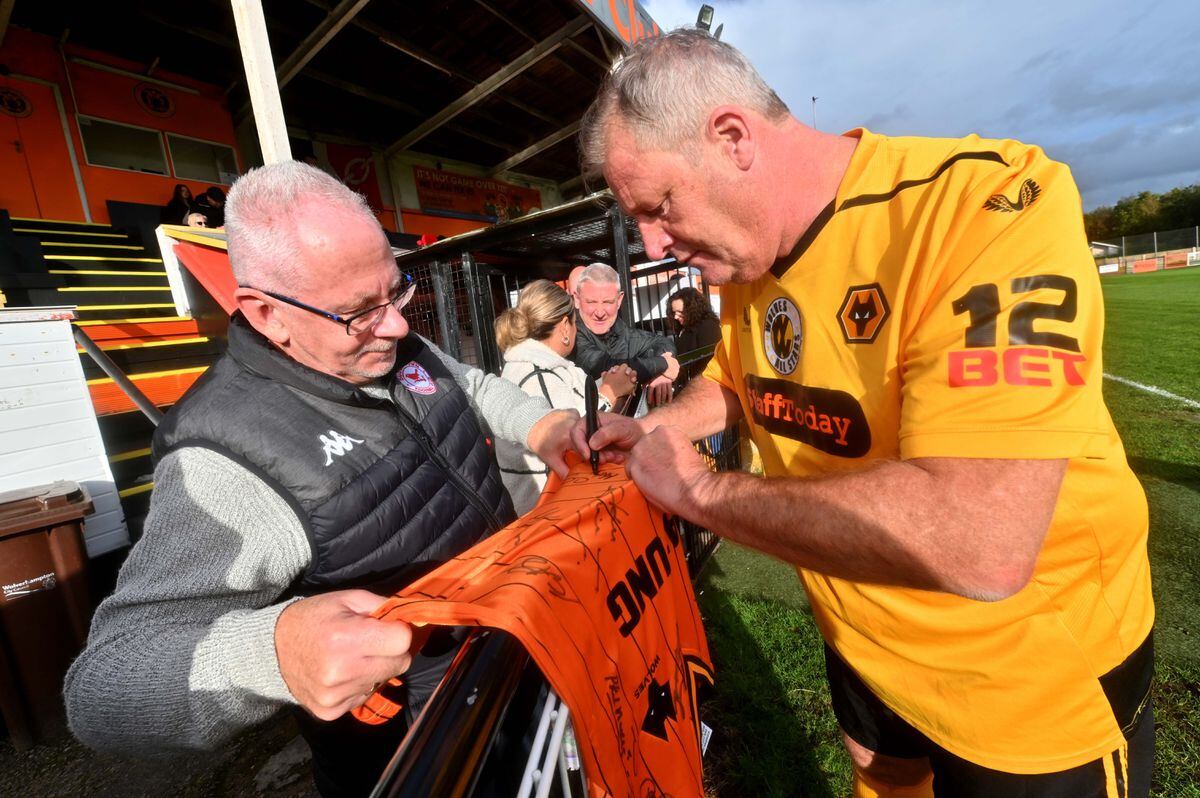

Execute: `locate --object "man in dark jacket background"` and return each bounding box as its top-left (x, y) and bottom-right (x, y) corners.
top-left (572, 263), bottom-right (679, 405)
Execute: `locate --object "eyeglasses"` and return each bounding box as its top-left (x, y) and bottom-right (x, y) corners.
top-left (242, 273), bottom-right (416, 335)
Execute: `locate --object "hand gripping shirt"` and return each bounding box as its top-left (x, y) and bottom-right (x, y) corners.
top-left (357, 459), bottom-right (713, 798)
top-left (703, 129), bottom-right (1153, 773)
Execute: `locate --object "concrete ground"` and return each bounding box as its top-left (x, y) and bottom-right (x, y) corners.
top-left (0, 714), bottom-right (320, 797)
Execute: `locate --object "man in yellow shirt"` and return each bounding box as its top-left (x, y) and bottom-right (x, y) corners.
top-left (576, 29), bottom-right (1153, 798)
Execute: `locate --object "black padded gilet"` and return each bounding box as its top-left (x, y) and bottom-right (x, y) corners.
top-left (153, 313), bottom-right (515, 595)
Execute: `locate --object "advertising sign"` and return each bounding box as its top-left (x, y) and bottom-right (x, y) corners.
top-left (413, 165), bottom-right (542, 223)
top-left (325, 142), bottom-right (384, 210)
top-left (575, 0), bottom-right (660, 47)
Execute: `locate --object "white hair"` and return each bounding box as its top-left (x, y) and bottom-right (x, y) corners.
top-left (576, 262), bottom-right (619, 288)
top-left (224, 160), bottom-right (379, 289)
top-left (579, 28), bottom-right (789, 182)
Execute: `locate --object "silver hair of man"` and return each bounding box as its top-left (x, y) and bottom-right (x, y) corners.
top-left (225, 160), bottom-right (379, 290)
top-left (576, 262), bottom-right (620, 289)
top-left (579, 27), bottom-right (789, 182)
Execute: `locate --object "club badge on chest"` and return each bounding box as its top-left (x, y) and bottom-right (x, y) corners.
top-left (398, 361), bottom-right (437, 395)
top-left (763, 296), bottom-right (803, 375)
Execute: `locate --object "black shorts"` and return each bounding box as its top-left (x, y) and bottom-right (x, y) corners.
top-left (824, 634), bottom-right (1154, 798)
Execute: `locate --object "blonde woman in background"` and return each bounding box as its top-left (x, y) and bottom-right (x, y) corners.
top-left (495, 279), bottom-right (636, 513)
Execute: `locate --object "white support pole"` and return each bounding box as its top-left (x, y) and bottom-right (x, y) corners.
top-left (230, 0), bottom-right (292, 164)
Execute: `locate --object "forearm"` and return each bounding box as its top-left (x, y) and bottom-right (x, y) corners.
top-left (597, 381), bottom-right (617, 409)
top-left (64, 448), bottom-right (310, 753)
top-left (640, 376), bottom-right (742, 439)
top-left (629, 354), bottom-right (668, 382)
top-left (628, 329), bottom-right (676, 382)
top-left (67, 603), bottom-right (296, 753)
top-left (687, 457), bottom-right (1063, 600)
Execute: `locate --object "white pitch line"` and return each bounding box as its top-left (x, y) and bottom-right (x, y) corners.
top-left (1103, 373), bottom-right (1200, 410)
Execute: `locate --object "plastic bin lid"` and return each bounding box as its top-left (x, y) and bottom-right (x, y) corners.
top-left (0, 481), bottom-right (93, 537)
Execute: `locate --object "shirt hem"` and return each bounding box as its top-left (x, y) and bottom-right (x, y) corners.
top-left (908, 721), bottom-right (1127, 776)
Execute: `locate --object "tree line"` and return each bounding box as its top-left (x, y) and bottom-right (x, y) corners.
top-left (1084, 184), bottom-right (1200, 241)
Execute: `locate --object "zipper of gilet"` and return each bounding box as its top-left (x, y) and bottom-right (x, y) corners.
top-left (389, 401), bottom-right (504, 534)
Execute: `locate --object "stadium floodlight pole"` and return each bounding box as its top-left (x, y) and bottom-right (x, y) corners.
top-left (812, 96), bottom-right (818, 130)
top-left (697, 4), bottom-right (715, 31)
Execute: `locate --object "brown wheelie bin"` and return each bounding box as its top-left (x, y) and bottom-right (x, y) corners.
top-left (0, 481), bottom-right (94, 750)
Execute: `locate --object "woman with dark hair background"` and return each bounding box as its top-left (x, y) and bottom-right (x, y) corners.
top-left (164, 184), bottom-right (199, 225)
top-left (668, 286), bottom-right (721, 384)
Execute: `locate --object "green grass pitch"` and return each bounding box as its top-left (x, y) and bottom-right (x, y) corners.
top-left (699, 267), bottom-right (1200, 797)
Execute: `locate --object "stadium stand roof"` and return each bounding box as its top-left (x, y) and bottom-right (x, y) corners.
top-left (6, 0), bottom-right (659, 194)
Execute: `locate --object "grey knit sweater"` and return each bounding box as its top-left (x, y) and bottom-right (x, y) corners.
top-left (63, 340), bottom-right (554, 754)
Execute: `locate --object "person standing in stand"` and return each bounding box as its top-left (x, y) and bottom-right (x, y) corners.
top-left (668, 286), bottom-right (721, 385)
top-left (494, 279), bottom-right (636, 513)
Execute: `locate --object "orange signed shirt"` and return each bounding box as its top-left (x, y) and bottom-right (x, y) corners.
top-left (360, 459), bottom-right (713, 797)
top-left (704, 130), bottom-right (1152, 773)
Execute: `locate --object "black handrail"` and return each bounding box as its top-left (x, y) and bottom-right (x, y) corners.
top-left (372, 630), bottom-right (531, 798)
top-left (72, 326), bottom-right (164, 426)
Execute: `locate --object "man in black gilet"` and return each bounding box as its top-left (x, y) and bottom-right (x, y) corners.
top-left (65, 162), bottom-right (577, 796)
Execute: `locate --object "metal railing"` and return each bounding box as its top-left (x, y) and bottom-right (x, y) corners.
top-left (1093, 225), bottom-right (1200, 259)
top-left (1093, 225), bottom-right (1200, 274)
top-left (72, 326), bottom-right (164, 426)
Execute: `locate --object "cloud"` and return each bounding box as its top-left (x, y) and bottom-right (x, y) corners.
top-left (1053, 114), bottom-right (1200, 206)
top-left (641, 0), bottom-right (1200, 209)
top-left (861, 104), bottom-right (910, 131)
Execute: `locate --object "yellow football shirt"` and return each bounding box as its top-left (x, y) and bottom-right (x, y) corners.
top-left (703, 129), bottom-right (1153, 773)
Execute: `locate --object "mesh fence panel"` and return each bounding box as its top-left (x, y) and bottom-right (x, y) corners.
top-left (1123, 232), bottom-right (1156, 257)
top-left (403, 263), bottom-right (443, 348)
top-left (1157, 227), bottom-right (1200, 252)
top-left (627, 262), bottom-right (705, 334)
top-left (487, 271), bottom-right (534, 314)
top-left (1093, 226), bottom-right (1199, 259)
top-left (434, 259), bottom-right (481, 369)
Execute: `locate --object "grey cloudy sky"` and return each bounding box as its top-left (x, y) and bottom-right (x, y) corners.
top-left (641, 0), bottom-right (1200, 209)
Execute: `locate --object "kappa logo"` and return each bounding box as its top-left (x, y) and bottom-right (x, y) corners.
top-left (983, 179), bottom-right (1041, 213)
top-left (320, 430), bottom-right (365, 467)
top-left (763, 297), bottom-right (803, 375)
top-left (398, 361), bottom-right (437, 395)
top-left (837, 283), bottom-right (890, 344)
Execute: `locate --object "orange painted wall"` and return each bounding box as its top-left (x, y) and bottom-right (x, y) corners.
top-left (377, 210), bottom-right (398, 233)
top-left (400, 211), bottom-right (488, 240)
top-left (0, 75), bottom-right (84, 219)
top-left (0, 27), bottom-right (240, 224)
top-left (70, 60), bottom-right (241, 223)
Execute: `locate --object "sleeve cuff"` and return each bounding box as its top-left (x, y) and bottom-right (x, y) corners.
top-left (196, 599), bottom-right (303, 704)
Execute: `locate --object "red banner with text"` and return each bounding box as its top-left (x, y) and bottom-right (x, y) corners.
top-left (412, 165), bottom-right (542, 223)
